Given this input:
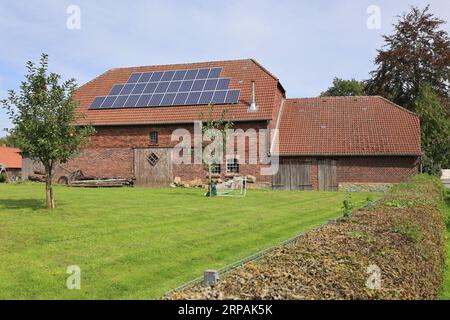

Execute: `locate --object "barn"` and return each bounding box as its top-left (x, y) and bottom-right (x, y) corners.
top-left (0, 146), bottom-right (22, 181)
top-left (56, 59), bottom-right (421, 191)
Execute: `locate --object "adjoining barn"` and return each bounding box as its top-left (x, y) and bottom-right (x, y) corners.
top-left (52, 59), bottom-right (421, 191)
top-left (273, 97), bottom-right (421, 191)
top-left (0, 146), bottom-right (22, 181)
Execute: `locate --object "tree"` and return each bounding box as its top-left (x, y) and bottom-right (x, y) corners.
top-left (413, 85), bottom-right (450, 176)
top-left (197, 104), bottom-right (233, 197)
top-left (320, 78), bottom-right (366, 97)
top-left (366, 5), bottom-right (450, 109)
top-left (1, 54), bottom-right (94, 209)
top-left (0, 133), bottom-right (18, 147)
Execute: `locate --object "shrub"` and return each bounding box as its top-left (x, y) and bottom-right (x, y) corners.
top-left (342, 193), bottom-right (354, 219)
top-left (0, 172), bottom-right (7, 183)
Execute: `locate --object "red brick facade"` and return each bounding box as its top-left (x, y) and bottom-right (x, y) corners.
top-left (336, 156), bottom-right (419, 184)
top-left (55, 121), bottom-right (274, 185)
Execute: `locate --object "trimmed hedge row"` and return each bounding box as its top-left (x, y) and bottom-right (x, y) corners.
top-left (168, 175), bottom-right (446, 300)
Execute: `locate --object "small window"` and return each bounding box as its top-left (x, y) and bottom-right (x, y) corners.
top-left (226, 158), bottom-right (239, 174)
top-left (211, 164), bottom-right (221, 175)
top-left (150, 131), bottom-right (158, 145)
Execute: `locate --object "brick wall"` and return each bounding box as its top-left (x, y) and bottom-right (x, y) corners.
top-left (55, 121), bottom-right (273, 185)
top-left (336, 156), bottom-right (419, 183)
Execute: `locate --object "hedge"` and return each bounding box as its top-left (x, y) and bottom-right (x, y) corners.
top-left (168, 175), bottom-right (446, 300)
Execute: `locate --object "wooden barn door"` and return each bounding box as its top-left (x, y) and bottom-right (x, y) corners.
top-left (318, 159), bottom-right (338, 191)
top-left (134, 148), bottom-right (173, 187)
top-left (273, 160), bottom-right (312, 190)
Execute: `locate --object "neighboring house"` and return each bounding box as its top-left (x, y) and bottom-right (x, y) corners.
top-left (0, 146), bottom-right (22, 181)
top-left (56, 59), bottom-right (421, 190)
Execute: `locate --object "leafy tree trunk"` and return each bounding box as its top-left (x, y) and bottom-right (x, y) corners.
top-left (208, 165), bottom-right (212, 195)
top-left (44, 164), bottom-right (55, 209)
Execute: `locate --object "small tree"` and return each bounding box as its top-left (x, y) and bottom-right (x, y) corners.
top-left (197, 104), bottom-right (233, 196)
top-left (1, 54), bottom-right (95, 209)
top-left (413, 85), bottom-right (450, 176)
top-left (320, 78), bottom-right (366, 97)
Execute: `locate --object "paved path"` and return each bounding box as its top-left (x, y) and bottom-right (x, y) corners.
top-left (442, 170), bottom-right (450, 189)
top-left (443, 179), bottom-right (450, 189)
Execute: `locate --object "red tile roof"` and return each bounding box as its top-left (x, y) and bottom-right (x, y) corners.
top-left (275, 96), bottom-right (421, 156)
top-left (74, 59), bottom-right (283, 126)
top-left (0, 146), bottom-right (22, 169)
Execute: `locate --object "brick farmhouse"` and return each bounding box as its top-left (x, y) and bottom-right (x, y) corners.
top-left (56, 59), bottom-right (421, 191)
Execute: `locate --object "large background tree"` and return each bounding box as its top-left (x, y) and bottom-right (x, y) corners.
top-left (320, 78), bottom-right (366, 97)
top-left (1, 54), bottom-right (94, 209)
top-left (366, 5), bottom-right (450, 109)
top-left (413, 85), bottom-right (450, 176)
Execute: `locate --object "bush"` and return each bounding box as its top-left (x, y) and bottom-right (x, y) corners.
top-left (0, 172), bottom-right (7, 183)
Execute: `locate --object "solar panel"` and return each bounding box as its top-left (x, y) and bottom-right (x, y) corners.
top-left (113, 95), bottom-right (128, 108)
top-left (196, 69), bottom-right (210, 79)
top-left (199, 91), bottom-right (214, 104)
top-left (186, 92), bottom-right (201, 105)
top-left (101, 96), bottom-right (118, 108)
top-left (131, 83), bottom-right (146, 95)
top-left (212, 91), bottom-right (227, 104)
top-left (110, 84), bottom-right (124, 95)
top-left (127, 73), bottom-right (141, 83)
top-left (89, 67), bottom-right (240, 109)
top-left (124, 95), bottom-right (140, 107)
top-left (138, 72), bottom-right (153, 82)
top-left (161, 93), bottom-right (176, 106)
top-left (208, 68), bottom-right (221, 78)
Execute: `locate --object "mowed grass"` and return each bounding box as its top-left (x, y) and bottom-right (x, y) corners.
top-left (0, 183), bottom-right (380, 299)
top-left (440, 189), bottom-right (450, 299)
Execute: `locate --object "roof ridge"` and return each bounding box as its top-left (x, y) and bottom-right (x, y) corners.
top-left (104, 58), bottom-right (255, 72)
top-left (287, 96), bottom-right (379, 101)
top-left (376, 96), bottom-right (419, 117)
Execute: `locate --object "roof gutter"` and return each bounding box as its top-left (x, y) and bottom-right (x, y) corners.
top-left (275, 153), bottom-right (422, 157)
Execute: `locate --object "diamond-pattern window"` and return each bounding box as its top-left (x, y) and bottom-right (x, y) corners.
top-left (147, 152), bottom-right (160, 166)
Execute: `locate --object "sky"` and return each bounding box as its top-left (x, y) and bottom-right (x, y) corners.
top-left (0, 0), bottom-right (449, 137)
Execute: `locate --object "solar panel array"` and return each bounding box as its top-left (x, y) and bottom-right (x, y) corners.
top-left (89, 67), bottom-right (241, 110)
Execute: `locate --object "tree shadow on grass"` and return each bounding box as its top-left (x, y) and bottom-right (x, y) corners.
top-left (0, 198), bottom-right (47, 211)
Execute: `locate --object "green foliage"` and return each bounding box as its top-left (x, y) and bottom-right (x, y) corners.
top-left (366, 5), bottom-right (450, 109)
top-left (0, 133), bottom-right (17, 147)
top-left (320, 78), bottom-right (366, 97)
top-left (413, 85), bottom-right (450, 176)
top-left (394, 221), bottom-right (422, 243)
top-left (0, 172), bottom-right (6, 183)
top-left (0, 53), bottom-right (95, 208)
top-left (342, 193), bottom-right (354, 219)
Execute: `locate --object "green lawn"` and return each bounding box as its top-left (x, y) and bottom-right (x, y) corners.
top-left (0, 183), bottom-right (380, 299)
top-left (440, 189), bottom-right (450, 299)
